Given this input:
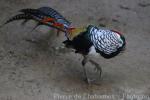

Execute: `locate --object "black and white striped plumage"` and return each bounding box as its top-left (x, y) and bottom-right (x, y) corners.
top-left (2, 7), bottom-right (126, 83)
top-left (87, 25), bottom-right (126, 58)
top-left (64, 25), bottom-right (126, 58)
top-left (63, 25), bottom-right (126, 83)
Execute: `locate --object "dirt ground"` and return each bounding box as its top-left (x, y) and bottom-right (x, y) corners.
top-left (0, 0), bottom-right (150, 100)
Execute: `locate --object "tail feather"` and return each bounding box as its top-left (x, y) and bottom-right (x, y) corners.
top-left (0, 8), bottom-right (68, 33)
top-left (20, 8), bottom-right (45, 20)
top-left (19, 8), bottom-right (38, 14)
top-left (1, 14), bottom-right (33, 27)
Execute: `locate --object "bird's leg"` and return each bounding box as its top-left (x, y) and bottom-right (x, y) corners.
top-left (82, 55), bottom-right (88, 66)
top-left (89, 59), bottom-right (102, 78)
top-left (82, 55), bottom-right (102, 84)
top-left (82, 55), bottom-right (90, 83)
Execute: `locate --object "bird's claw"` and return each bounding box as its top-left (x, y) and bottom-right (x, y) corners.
top-left (82, 55), bottom-right (102, 83)
top-left (82, 60), bottom-right (86, 66)
top-left (89, 60), bottom-right (102, 78)
top-left (82, 55), bottom-right (88, 66)
top-left (95, 66), bottom-right (102, 78)
top-left (84, 77), bottom-right (95, 84)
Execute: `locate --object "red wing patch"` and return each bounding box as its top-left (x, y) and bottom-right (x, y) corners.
top-left (111, 29), bottom-right (122, 35)
top-left (42, 17), bottom-right (55, 23)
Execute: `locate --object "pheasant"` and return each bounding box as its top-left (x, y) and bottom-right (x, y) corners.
top-left (1, 7), bottom-right (126, 83)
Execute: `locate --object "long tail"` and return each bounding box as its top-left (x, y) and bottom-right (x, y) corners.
top-left (0, 14), bottom-right (33, 27)
top-left (0, 7), bottom-right (68, 33)
top-left (1, 8), bottom-right (40, 28)
top-left (19, 8), bottom-right (37, 14)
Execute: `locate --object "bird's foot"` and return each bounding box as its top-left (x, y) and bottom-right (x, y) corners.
top-left (84, 77), bottom-right (96, 84)
top-left (89, 59), bottom-right (102, 78)
top-left (82, 55), bottom-right (102, 83)
top-left (82, 55), bottom-right (88, 66)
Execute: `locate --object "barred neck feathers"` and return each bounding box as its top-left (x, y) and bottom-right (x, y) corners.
top-left (68, 27), bottom-right (86, 40)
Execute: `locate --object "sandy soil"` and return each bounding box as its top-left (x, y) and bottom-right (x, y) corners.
top-left (0, 0), bottom-right (150, 100)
